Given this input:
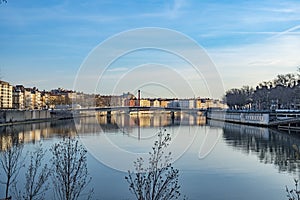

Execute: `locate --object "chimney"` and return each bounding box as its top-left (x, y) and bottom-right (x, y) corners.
top-left (138, 90), bottom-right (140, 106)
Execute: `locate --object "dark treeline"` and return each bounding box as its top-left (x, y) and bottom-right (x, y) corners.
top-left (224, 70), bottom-right (300, 110)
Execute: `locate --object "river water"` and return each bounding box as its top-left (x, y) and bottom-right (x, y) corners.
top-left (0, 113), bottom-right (299, 200)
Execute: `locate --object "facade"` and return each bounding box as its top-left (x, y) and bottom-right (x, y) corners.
top-left (1, 80), bottom-right (229, 110)
top-left (0, 81), bottom-right (13, 109)
top-left (24, 89), bottom-right (34, 110)
top-left (178, 99), bottom-right (189, 109)
top-left (153, 99), bottom-right (160, 107)
top-left (140, 99), bottom-right (151, 107)
top-left (32, 89), bottom-right (41, 109)
top-left (13, 86), bottom-right (24, 109)
top-left (160, 99), bottom-right (170, 108)
top-left (41, 91), bottom-right (50, 109)
top-left (189, 99), bottom-right (196, 109)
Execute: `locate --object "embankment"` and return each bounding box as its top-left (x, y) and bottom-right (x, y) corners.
top-left (0, 110), bottom-right (74, 126)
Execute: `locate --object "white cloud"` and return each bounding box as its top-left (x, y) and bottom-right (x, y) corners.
top-left (106, 67), bottom-right (128, 72)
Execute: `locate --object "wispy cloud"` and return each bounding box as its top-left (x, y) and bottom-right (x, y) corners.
top-left (270, 24), bottom-right (300, 39)
top-left (141, 0), bottom-right (186, 19)
top-left (106, 67), bottom-right (128, 72)
top-left (209, 34), bottom-right (300, 89)
top-left (2, 0), bottom-right (300, 97)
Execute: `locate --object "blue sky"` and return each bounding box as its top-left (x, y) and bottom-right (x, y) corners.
top-left (1, 0), bottom-right (300, 98)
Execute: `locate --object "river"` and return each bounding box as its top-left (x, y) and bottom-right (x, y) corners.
top-left (0, 112), bottom-right (299, 200)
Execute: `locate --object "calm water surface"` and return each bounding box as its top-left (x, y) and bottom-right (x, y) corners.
top-left (0, 113), bottom-right (299, 200)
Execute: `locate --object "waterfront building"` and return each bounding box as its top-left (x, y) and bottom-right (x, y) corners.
top-left (140, 99), bottom-right (151, 107)
top-left (160, 99), bottom-right (171, 108)
top-left (0, 80), bottom-right (13, 109)
top-left (124, 98), bottom-right (133, 107)
top-left (167, 100), bottom-right (179, 108)
top-left (110, 95), bottom-right (123, 107)
top-left (24, 89), bottom-right (34, 110)
top-left (153, 99), bottom-right (160, 107)
top-left (178, 99), bottom-right (190, 109)
top-left (31, 88), bottom-right (42, 109)
top-left (13, 85), bottom-right (25, 109)
top-left (189, 99), bottom-right (196, 109)
top-left (196, 98), bottom-right (206, 109)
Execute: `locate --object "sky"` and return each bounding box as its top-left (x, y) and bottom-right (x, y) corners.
top-left (1, 0), bottom-right (300, 98)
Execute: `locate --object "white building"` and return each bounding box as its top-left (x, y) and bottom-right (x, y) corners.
top-left (178, 99), bottom-right (189, 109)
top-left (189, 99), bottom-right (196, 109)
top-left (153, 99), bottom-right (160, 107)
top-left (32, 90), bottom-right (41, 109)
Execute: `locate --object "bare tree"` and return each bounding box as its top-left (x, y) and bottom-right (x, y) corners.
top-left (13, 142), bottom-right (51, 200)
top-left (50, 137), bottom-right (93, 200)
top-left (0, 143), bottom-right (24, 199)
top-left (125, 129), bottom-right (182, 200)
top-left (286, 179), bottom-right (300, 200)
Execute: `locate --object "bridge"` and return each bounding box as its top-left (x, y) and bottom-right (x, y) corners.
top-left (56, 106), bottom-right (300, 130)
top-left (74, 106), bottom-right (207, 113)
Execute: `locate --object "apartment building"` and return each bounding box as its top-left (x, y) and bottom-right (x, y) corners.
top-left (13, 85), bottom-right (25, 109)
top-left (0, 80), bottom-right (13, 109)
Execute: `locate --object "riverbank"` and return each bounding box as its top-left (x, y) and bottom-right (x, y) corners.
top-left (0, 110), bottom-right (74, 126)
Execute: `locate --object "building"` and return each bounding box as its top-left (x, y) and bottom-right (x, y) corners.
top-left (189, 99), bottom-right (196, 109)
top-left (41, 91), bottom-right (50, 109)
top-left (13, 85), bottom-right (25, 109)
top-left (0, 80), bottom-right (13, 109)
top-left (196, 98), bottom-right (228, 109)
top-left (178, 99), bottom-right (189, 109)
top-left (24, 88), bottom-right (34, 110)
top-left (160, 99), bottom-right (171, 108)
top-left (140, 99), bottom-right (151, 107)
top-left (32, 89), bottom-right (41, 109)
top-left (167, 100), bottom-right (179, 108)
top-left (153, 99), bottom-right (160, 107)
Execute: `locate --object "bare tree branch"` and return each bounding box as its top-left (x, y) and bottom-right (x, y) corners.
top-left (50, 136), bottom-right (93, 200)
top-left (125, 129), bottom-right (182, 200)
top-left (13, 142), bottom-right (51, 200)
top-left (0, 142), bottom-right (24, 199)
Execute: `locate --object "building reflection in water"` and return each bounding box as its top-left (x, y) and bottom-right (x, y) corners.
top-left (95, 112), bottom-right (206, 129)
top-left (0, 119), bottom-right (77, 151)
top-left (0, 112), bottom-right (206, 151)
top-left (4, 111), bottom-right (300, 176)
top-left (208, 119), bottom-right (300, 174)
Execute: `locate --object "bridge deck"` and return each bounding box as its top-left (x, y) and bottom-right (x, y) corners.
top-left (76, 106), bottom-right (207, 112)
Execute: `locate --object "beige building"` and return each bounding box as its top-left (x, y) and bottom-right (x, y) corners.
top-left (32, 89), bottom-right (41, 109)
top-left (160, 99), bottom-right (170, 108)
top-left (153, 99), bottom-right (160, 107)
top-left (140, 99), bottom-right (151, 107)
top-left (0, 80), bottom-right (13, 109)
top-left (41, 92), bottom-right (50, 109)
top-left (196, 98), bottom-right (228, 109)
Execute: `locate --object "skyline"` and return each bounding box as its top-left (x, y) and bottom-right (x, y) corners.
top-left (1, 0), bottom-right (300, 98)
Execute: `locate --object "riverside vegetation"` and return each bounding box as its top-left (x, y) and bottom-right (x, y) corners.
top-left (0, 137), bottom-right (93, 200)
top-left (224, 68), bottom-right (300, 110)
top-left (0, 129), bottom-right (186, 200)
